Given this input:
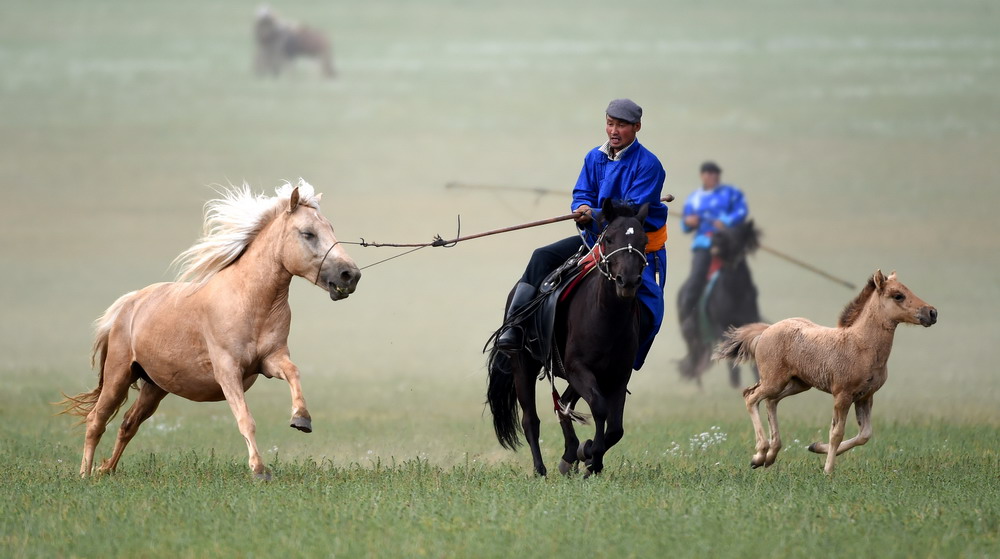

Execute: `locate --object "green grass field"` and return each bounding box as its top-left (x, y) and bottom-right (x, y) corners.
top-left (1, 0), bottom-right (999, 557)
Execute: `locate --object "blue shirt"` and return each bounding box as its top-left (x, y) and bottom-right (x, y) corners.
top-left (681, 184), bottom-right (748, 250)
top-left (571, 139), bottom-right (667, 370)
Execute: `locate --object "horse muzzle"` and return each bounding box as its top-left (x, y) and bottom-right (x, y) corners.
top-left (326, 266), bottom-right (361, 301)
top-left (614, 275), bottom-right (640, 299)
top-left (917, 306), bottom-right (938, 327)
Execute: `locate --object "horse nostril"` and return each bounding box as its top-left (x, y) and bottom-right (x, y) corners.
top-left (929, 308), bottom-right (938, 321)
top-left (615, 275), bottom-right (625, 287)
top-left (341, 270), bottom-right (355, 283)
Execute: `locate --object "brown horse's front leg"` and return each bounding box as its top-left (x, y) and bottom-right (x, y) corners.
top-left (264, 351), bottom-right (312, 433)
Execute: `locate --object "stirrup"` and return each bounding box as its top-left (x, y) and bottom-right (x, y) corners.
top-left (496, 326), bottom-right (524, 353)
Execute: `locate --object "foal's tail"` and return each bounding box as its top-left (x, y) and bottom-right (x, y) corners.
top-left (713, 322), bottom-right (769, 366)
top-left (486, 346), bottom-right (522, 450)
top-left (57, 291), bottom-right (138, 422)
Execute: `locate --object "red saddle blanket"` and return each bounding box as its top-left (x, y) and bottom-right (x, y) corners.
top-left (559, 251), bottom-right (600, 303)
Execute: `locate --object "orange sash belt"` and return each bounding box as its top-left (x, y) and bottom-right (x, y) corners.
top-left (645, 225), bottom-right (667, 253)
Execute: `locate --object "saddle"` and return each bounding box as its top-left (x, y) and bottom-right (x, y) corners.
top-left (493, 247), bottom-right (598, 369)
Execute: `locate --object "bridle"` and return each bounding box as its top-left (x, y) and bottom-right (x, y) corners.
top-left (585, 224), bottom-right (648, 283)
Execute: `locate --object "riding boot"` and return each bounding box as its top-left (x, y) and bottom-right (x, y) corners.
top-left (496, 282), bottom-right (537, 353)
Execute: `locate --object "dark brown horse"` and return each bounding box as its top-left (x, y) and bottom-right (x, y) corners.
top-left (677, 220), bottom-right (762, 386)
top-left (487, 200), bottom-right (649, 477)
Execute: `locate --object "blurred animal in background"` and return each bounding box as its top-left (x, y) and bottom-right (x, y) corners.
top-left (677, 220), bottom-right (762, 387)
top-left (714, 270), bottom-right (937, 474)
top-left (254, 6), bottom-right (335, 78)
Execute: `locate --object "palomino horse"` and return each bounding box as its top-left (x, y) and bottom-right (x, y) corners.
top-left (60, 180), bottom-right (360, 479)
top-left (487, 200), bottom-right (649, 477)
top-left (677, 220), bottom-right (762, 387)
top-left (714, 270), bottom-right (937, 474)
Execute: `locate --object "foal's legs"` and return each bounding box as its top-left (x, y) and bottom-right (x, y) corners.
top-left (264, 351), bottom-right (312, 433)
top-left (809, 395), bottom-right (873, 456)
top-left (820, 393), bottom-right (854, 474)
top-left (80, 349), bottom-right (135, 477)
top-left (216, 359), bottom-right (269, 479)
top-left (762, 378), bottom-right (811, 467)
top-left (100, 380), bottom-right (169, 474)
top-left (512, 357), bottom-right (546, 476)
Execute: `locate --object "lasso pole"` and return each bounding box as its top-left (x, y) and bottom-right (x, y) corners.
top-left (360, 195), bottom-right (675, 248)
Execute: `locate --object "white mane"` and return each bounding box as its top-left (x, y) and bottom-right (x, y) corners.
top-left (173, 178), bottom-right (321, 284)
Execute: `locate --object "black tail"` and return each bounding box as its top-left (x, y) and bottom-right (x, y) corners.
top-left (486, 346), bottom-right (521, 450)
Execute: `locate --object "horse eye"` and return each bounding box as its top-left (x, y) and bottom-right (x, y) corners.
top-left (300, 230), bottom-right (316, 241)
top-left (893, 293), bottom-right (905, 302)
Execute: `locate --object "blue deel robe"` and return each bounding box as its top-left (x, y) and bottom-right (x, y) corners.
top-left (571, 140), bottom-right (667, 370)
top-left (680, 184), bottom-right (749, 250)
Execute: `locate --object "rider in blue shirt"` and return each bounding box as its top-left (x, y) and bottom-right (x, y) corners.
top-left (496, 99), bottom-right (668, 370)
top-left (678, 161), bottom-right (748, 318)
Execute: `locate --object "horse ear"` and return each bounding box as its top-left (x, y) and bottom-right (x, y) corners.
top-left (314, 192), bottom-right (323, 203)
top-left (888, 270), bottom-right (897, 281)
top-left (288, 186), bottom-right (300, 213)
top-left (873, 269), bottom-right (887, 292)
top-left (601, 198), bottom-right (617, 222)
top-left (636, 203), bottom-right (649, 223)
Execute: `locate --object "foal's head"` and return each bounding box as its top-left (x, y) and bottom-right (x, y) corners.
top-left (873, 270), bottom-right (937, 327)
top-left (278, 182), bottom-right (361, 300)
top-left (596, 199), bottom-right (650, 299)
top-left (841, 269), bottom-right (937, 328)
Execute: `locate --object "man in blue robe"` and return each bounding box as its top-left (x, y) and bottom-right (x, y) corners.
top-left (678, 161), bottom-right (749, 318)
top-left (496, 98), bottom-right (668, 370)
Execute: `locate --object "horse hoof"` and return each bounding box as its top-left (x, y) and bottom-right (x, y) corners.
top-left (254, 471), bottom-right (272, 482)
top-left (807, 442), bottom-right (819, 453)
top-left (290, 416), bottom-right (312, 433)
top-left (558, 459), bottom-right (577, 476)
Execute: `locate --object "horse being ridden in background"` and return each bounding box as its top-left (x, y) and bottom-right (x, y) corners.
top-left (487, 200), bottom-right (649, 477)
top-left (59, 180), bottom-right (360, 479)
top-left (677, 220), bottom-right (762, 387)
top-left (714, 270), bottom-right (937, 474)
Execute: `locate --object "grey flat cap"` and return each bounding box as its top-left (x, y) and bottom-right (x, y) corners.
top-left (606, 98), bottom-right (642, 123)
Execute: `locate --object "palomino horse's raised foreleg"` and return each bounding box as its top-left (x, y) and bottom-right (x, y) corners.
top-left (99, 380), bottom-right (169, 474)
top-left (215, 361), bottom-right (269, 480)
top-left (263, 352), bottom-right (312, 433)
top-left (808, 395), bottom-right (873, 457)
top-left (557, 387), bottom-right (582, 475)
top-left (512, 356), bottom-right (546, 476)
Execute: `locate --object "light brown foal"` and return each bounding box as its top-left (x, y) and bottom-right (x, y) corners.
top-left (60, 180), bottom-right (359, 479)
top-left (714, 270), bottom-right (937, 474)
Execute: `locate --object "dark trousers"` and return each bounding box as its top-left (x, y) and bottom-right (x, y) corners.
top-left (679, 248), bottom-right (712, 318)
top-left (519, 236), bottom-right (585, 286)
top-left (518, 235), bottom-right (654, 347)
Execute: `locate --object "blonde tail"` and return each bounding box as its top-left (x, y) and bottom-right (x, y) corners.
top-left (56, 291), bottom-right (138, 421)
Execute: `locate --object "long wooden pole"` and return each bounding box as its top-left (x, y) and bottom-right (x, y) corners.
top-left (359, 195), bottom-right (675, 248)
top-left (444, 180), bottom-right (856, 289)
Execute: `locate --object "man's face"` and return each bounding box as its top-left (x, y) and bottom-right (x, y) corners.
top-left (606, 117), bottom-right (640, 150)
top-left (701, 171), bottom-right (721, 190)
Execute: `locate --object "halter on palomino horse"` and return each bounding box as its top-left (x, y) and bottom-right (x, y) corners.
top-left (714, 270), bottom-right (937, 474)
top-left (487, 200), bottom-right (649, 477)
top-left (59, 180), bottom-right (360, 479)
top-left (677, 220), bottom-right (762, 387)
